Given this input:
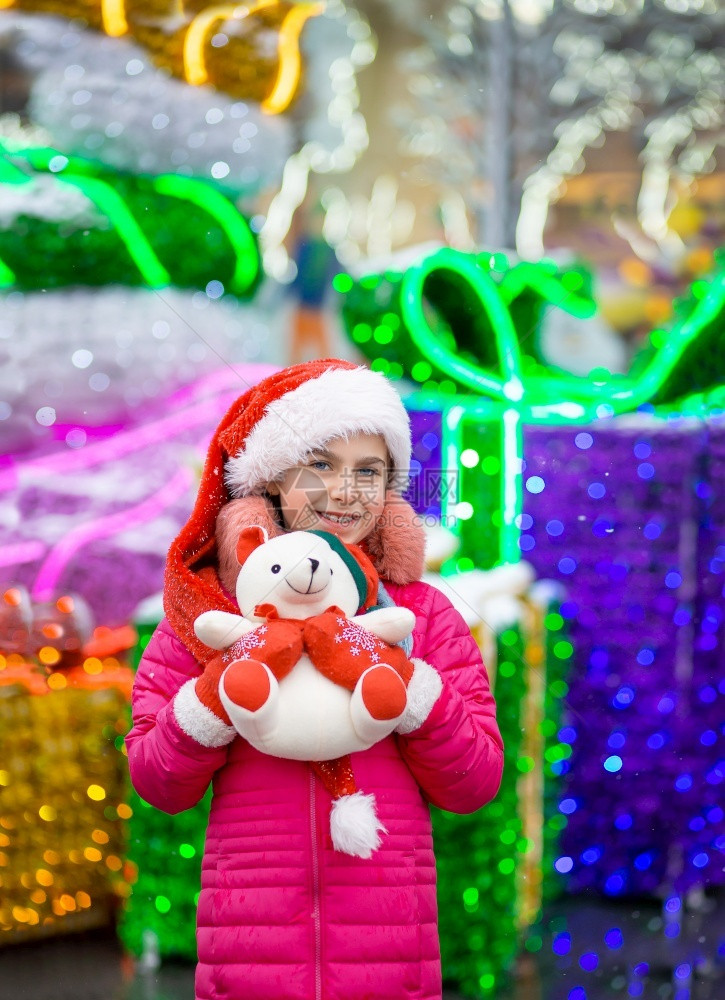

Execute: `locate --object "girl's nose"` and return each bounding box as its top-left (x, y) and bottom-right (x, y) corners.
top-left (328, 473), bottom-right (352, 504)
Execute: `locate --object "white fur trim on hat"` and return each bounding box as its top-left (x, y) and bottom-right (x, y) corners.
top-left (395, 659), bottom-right (443, 734)
top-left (174, 679), bottom-right (236, 748)
top-left (224, 367), bottom-right (411, 497)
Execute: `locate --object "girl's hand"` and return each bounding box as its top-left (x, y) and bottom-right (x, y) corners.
top-left (173, 655), bottom-right (237, 748)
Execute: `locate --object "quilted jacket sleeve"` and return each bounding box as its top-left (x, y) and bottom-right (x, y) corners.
top-left (396, 583), bottom-right (504, 813)
top-left (125, 618), bottom-right (230, 814)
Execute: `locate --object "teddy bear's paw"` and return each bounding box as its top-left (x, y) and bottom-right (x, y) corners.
top-left (350, 664), bottom-right (407, 744)
top-left (219, 659), bottom-right (279, 740)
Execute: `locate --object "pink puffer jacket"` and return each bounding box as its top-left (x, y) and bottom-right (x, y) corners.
top-left (126, 579), bottom-right (503, 1000)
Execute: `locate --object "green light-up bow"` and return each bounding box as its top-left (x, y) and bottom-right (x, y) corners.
top-left (339, 247), bottom-right (725, 568)
top-left (0, 140), bottom-right (261, 296)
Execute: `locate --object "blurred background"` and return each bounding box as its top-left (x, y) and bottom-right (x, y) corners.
top-left (0, 1), bottom-right (723, 998)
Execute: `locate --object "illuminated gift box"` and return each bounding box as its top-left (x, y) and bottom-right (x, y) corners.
top-left (0, 655), bottom-right (133, 944)
top-left (341, 246), bottom-right (725, 902)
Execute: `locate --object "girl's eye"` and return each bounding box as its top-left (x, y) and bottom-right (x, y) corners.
top-left (271, 564), bottom-right (281, 574)
top-left (357, 468), bottom-right (379, 478)
top-left (310, 460), bottom-right (330, 471)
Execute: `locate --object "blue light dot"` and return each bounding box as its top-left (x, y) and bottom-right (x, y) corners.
top-left (665, 922), bottom-right (680, 939)
top-left (634, 852), bottom-right (653, 871)
top-left (552, 932), bottom-right (571, 955)
top-left (604, 873), bottom-right (625, 894)
top-left (614, 814), bottom-right (632, 830)
top-left (559, 557), bottom-right (577, 575)
top-left (636, 649), bottom-right (654, 665)
top-left (658, 696), bottom-right (675, 713)
top-left (517, 512), bottom-right (533, 530)
top-left (643, 521), bottom-right (662, 539)
top-left (519, 534), bottom-right (536, 551)
top-left (555, 856), bottom-right (574, 874)
top-left (582, 848), bottom-right (601, 864)
top-left (700, 730), bottom-right (716, 746)
top-left (634, 962), bottom-right (649, 976)
top-left (604, 755), bottom-right (623, 773)
top-left (699, 685), bottom-right (716, 703)
top-left (692, 853), bottom-right (709, 869)
top-left (695, 480), bottom-right (710, 499)
top-left (689, 817), bottom-right (706, 832)
top-left (559, 798), bottom-right (577, 815)
top-left (587, 482), bottom-right (606, 499)
top-left (546, 519), bottom-right (564, 536)
top-left (205, 279), bottom-right (225, 299)
top-left (569, 987), bottom-right (587, 1000)
top-left (647, 733), bottom-right (665, 750)
top-left (409, 459), bottom-right (422, 476)
top-left (628, 985), bottom-right (644, 997)
top-left (665, 571), bottom-right (682, 588)
top-left (560, 600), bottom-right (579, 618)
top-left (675, 774), bottom-right (693, 791)
top-left (613, 687), bottom-right (635, 708)
top-left (421, 432), bottom-right (439, 450)
top-left (608, 732), bottom-right (626, 749)
top-left (633, 442), bottom-right (651, 459)
top-left (675, 964), bottom-right (691, 980)
top-left (637, 462), bottom-right (655, 479)
top-left (526, 476), bottom-right (545, 494)
top-left (579, 952), bottom-right (599, 972)
top-left (707, 806), bottom-right (723, 823)
top-left (575, 433), bottom-right (593, 450)
top-left (673, 608), bottom-right (691, 626)
top-left (605, 928), bottom-right (623, 949)
top-left (590, 649), bottom-right (608, 669)
top-left (558, 727), bottom-right (577, 744)
top-left (665, 896), bottom-right (681, 913)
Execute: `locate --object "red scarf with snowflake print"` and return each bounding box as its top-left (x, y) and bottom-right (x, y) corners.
top-left (223, 604), bottom-right (413, 691)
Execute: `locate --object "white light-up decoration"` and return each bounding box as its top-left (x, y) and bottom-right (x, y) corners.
top-left (3, 13), bottom-right (292, 193)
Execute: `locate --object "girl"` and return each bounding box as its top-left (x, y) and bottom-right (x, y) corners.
top-left (126, 358), bottom-right (503, 1000)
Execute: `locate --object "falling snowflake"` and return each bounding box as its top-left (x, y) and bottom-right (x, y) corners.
top-left (335, 616), bottom-right (384, 658)
top-left (225, 624), bottom-right (268, 662)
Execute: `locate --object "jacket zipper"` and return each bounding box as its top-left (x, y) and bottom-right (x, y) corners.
top-left (309, 770), bottom-right (322, 1000)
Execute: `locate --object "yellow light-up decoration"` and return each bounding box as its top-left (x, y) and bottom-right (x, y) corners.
top-left (8, 0), bottom-right (323, 113)
top-left (261, 2), bottom-right (324, 115)
top-left (183, 0), bottom-right (323, 114)
top-left (184, 2), bottom-right (278, 87)
top-left (0, 659), bottom-right (132, 942)
top-left (101, 0), bottom-right (128, 36)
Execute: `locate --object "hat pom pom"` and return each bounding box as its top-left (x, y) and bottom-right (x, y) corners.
top-left (330, 792), bottom-right (386, 858)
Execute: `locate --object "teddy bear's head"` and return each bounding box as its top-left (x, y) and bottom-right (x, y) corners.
top-left (234, 526), bottom-right (378, 621)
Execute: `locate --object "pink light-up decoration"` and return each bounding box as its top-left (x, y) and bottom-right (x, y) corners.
top-left (0, 541), bottom-right (46, 569)
top-left (0, 364), bottom-right (277, 493)
top-left (31, 468), bottom-right (193, 602)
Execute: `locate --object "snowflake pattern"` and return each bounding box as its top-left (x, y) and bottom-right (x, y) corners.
top-left (225, 624), bottom-right (268, 662)
top-left (334, 616), bottom-right (384, 659)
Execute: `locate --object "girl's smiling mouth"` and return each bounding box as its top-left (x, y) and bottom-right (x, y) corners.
top-left (316, 511), bottom-right (362, 527)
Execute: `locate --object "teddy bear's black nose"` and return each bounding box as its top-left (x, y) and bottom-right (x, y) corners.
top-left (309, 558), bottom-right (320, 574)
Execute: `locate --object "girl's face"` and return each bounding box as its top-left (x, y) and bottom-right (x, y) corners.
top-left (266, 432), bottom-right (389, 546)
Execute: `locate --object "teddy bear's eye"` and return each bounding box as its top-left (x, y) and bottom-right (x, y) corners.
top-left (271, 564), bottom-right (281, 574)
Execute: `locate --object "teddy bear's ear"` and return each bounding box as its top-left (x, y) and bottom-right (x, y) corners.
top-left (236, 525), bottom-right (269, 566)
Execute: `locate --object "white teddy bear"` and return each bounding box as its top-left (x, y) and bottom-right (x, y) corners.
top-left (194, 525), bottom-right (418, 856)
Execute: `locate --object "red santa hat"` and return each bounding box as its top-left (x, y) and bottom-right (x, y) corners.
top-left (164, 359), bottom-right (418, 666)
